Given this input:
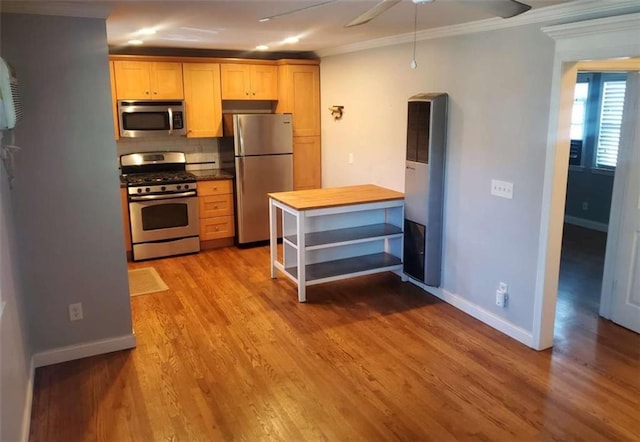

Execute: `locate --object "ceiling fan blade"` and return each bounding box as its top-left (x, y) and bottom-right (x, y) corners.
top-left (259, 0), bottom-right (337, 22)
top-left (471, 0), bottom-right (532, 19)
top-left (345, 0), bottom-right (402, 28)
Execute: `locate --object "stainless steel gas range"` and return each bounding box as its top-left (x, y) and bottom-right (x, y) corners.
top-left (120, 151), bottom-right (200, 261)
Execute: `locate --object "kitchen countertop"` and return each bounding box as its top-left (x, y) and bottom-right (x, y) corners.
top-left (268, 184), bottom-right (404, 211)
top-left (190, 169), bottom-right (235, 181)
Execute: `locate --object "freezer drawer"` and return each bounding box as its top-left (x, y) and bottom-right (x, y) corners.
top-left (235, 154), bottom-right (293, 244)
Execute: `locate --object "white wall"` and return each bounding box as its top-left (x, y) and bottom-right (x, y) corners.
top-left (1, 13), bottom-right (133, 356)
top-left (0, 142), bottom-right (32, 442)
top-left (321, 24), bottom-right (555, 334)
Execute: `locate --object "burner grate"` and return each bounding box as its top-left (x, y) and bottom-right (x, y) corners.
top-left (125, 171), bottom-right (196, 186)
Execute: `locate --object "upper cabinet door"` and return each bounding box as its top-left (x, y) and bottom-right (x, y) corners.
top-left (220, 64), bottom-right (252, 99)
top-left (113, 61), bottom-right (183, 100)
top-left (220, 64), bottom-right (278, 100)
top-left (150, 62), bottom-right (184, 99)
top-left (109, 61), bottom-right (119, 140)
top-left (278, 64), bottom-right (320, 137)
top-left (251, 65), bottom-right (278, 100)
top-left (183, 63), bottom-right (223, 138)
top-left (114, 61), bottom-right (152, 99)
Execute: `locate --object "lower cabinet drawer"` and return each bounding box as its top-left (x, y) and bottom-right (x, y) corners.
top-left (200, 216), bottom-right (234, 240)
top-left (199, 194), bottom-right (233, 218)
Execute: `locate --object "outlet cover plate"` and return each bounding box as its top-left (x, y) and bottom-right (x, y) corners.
top-left (491, 179), bottom-right (513, 199)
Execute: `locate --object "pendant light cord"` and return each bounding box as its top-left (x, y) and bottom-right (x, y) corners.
top-left (411, 2), bottom-right (418, 68)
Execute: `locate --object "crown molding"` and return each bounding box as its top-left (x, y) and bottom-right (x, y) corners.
top-left (317, 0), bottom-right (640, 58)
top-left (0, 2), bottom-right (112, 19)
top-left (542, 12), bottom-right (640, 39)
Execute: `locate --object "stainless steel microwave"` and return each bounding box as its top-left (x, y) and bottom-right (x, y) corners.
top-left (117, 100), bottom-right (186, 138)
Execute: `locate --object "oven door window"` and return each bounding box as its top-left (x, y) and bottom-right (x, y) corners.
top-left (122, 111), bottom-right (169, 131)
top-left (141, 203), bottom-right (188, 230)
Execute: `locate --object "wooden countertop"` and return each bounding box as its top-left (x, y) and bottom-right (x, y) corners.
top-left (268, 185), bottom-right (404, 211)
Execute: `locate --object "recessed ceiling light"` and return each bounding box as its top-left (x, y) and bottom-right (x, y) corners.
top-left (256, 45), bottom-right (269, 51)
top-left (128, 39), bottom-right (144, 45)
top-left (138, 28), bottom-right (156, 35)
top-left (283, 36), bottom-right (299, 44)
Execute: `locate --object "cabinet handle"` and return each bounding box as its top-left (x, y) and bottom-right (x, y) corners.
top-left (252, 92), bottom-right (256, 96)
top-left (214, 205), bottom-right (218, 209)
top-left (215, 227), bottom-right (219, 231)
top-left (145, 91), bottom-right (150, 95)
top-left (153, 91), bottom-right (158, 95)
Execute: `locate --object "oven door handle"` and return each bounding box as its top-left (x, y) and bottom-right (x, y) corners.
top-left (168, 107), bottom-right (174, 135)
top-left (129, 190), bottom-right (196, 201)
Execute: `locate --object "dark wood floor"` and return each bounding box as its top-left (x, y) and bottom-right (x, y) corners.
top-left (29, 235), bottom-right (639, 441)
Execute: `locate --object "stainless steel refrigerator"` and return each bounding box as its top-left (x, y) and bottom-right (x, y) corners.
top-left (231, 113), bottom-right (293, 245)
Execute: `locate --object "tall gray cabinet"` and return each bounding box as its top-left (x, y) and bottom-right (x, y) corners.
top-left (403, 93), bottom-right (448, 287)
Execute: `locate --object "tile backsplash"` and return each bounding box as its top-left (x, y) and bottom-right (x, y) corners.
top-left (116, 137), bottom-right (221, 170)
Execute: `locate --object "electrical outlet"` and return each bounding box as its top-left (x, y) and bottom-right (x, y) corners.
top-left (491, 179), bottom-right (513, 199)
top-left (69, 302), bottom-right (83, 321)
top-left (348, 152), bottom-right (354, 164)
top-left (582, 201), bottom-right (589, 211)
top-left (496, 282), bottom-right (508, 308)
top-left (496, 290), bottom-right (505, 307)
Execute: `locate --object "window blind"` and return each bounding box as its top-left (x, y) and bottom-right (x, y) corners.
top-left (595, 80), bottom-right (626, 168)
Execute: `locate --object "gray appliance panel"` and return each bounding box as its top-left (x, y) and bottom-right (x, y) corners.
top-left (404, 161), bottom-right (429, 225)
top-left (234, 114), bottom-right (293, 157)
top-left (403, 93), bottom-right (447, 287)
top-left (235, 154), bottom-right (293, 244)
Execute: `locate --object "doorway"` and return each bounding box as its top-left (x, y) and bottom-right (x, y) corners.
top-left (533, 13), bottom-right (640, 350)
top-left (555, 71), bottom-right (627, 339)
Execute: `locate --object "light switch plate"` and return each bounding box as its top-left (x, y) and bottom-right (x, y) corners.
top-left (491, 179), bottom-right (513, 199)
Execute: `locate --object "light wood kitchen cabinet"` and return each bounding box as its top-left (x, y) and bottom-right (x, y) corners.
top-left (182, 63), bottom-right (223, 138)
top-left (220, 63), bottom-right (278, 100)
top-left (120, 188), bottom-right (132, 255)
top-left (113, 61), bottom-right (184, 100)
top-left (198, 180), bottom-right (235, 241)
top-left (277, 63), bottom-right (320, 137)
top-left (277, 61), bottom-right (322, 189)
top-left (109, 61), bottom-right (119, 140)
top-left (293, 136), bottom-right (321, 190)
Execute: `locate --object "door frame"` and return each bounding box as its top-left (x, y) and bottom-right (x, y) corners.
top-left (533, 13), bottom-right (640, 350)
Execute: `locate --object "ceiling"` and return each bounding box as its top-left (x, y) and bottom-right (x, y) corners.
top-left (3, 0), bottom-right (576, 55)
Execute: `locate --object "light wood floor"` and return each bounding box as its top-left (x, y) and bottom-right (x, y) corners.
top-left (29, 242), bottom-right (639, 441)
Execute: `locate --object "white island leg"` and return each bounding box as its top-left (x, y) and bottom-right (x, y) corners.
top-left (297, 210), bottom-right (306, 302)
top-left (269, 197), bottom-right (278, 279)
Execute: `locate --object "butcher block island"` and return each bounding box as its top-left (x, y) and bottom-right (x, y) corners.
top-left (268, 185), bottom-right (406, 302)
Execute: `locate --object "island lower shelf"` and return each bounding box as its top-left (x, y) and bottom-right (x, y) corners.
top-left (281, 252), bottom-right (403, 285)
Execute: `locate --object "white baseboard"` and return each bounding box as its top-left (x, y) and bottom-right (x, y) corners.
top-left (407, 278), bottom-right (534, 348)
top-left (32, 333), bottom-right (137, 368)
top-left (20, 359), bottom-right (35, 442)
top-left (564, 215), bottom-right (608, 232)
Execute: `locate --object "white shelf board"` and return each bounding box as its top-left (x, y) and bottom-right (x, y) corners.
top-left (284, 223), bottom-right (402, 249)
top-left (285, 252), bottom-right (402, 284)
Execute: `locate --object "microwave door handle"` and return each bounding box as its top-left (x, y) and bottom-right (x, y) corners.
top-left (168, 107), bottom-right (173, 135)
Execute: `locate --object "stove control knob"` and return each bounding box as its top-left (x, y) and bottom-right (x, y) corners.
top-left (145, 187), bottom-right (150, 193)
top-left (137, 188), bottom-right (142, 194)
top-left (161, 186), bottom-right (166, 192)
top-left (184, 184), bottom-right (189, 190)
top-left (177, 185), bottom-right (182, 190)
